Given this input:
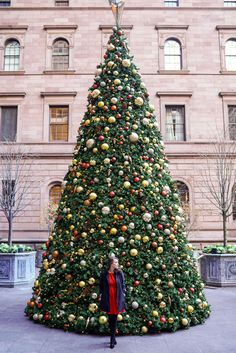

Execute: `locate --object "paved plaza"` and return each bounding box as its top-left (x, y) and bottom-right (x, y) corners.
top-left (0, 281), bottom-right (235, 353)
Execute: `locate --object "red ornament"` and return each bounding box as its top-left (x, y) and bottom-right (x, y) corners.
top-left (116, 113), bottom-right (122, 119)
top-left (111, 157), bottom-right (117, 163)
top-left (134, 280), bottom-right (140, 287)
top-left (134, 177), bottom-right (140, 182)
top-left (121, 225), bottom-right (127, 232)
top-left (189, 287), bottom-right (195, 293)
top-left (98, 240), bottom-right (104, 245)
top-left (111, 105), bottom-right (117, 111)
top-left (37, 303), bottom-right (43, 309)
top-left (104, 53), bottom-right (108, 59)
top-left (121, 251), bottom-right (126, 256)
top-left (73, 230), bottom-right (78, 236)
top-left (157, 224), bottom-right (163, 230)
top-left (161, 191), bottom-right (167, 197)
top-left (178, 288), bottom-right (183, 294)
top-left (147, 321), bottom-right (153, 327)
top-left (154, 210), bottom-right (159, 215)
top-left (109, 191), bottom-right (115, 197)
top-left (98, 135), bottom-right (104, 141)
top-left (160, 316), bottom-right (166, 323)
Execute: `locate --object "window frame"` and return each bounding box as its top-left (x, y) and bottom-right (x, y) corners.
top-left (0, 105), bottom-right (18, 142)
top-left (55, 0), bottom-right (69, 6)
top-left (165, 104), bottom-right (186, 142)
top-left (225, 38), bottom-right (236, 71)
top-left (0, 0), bottom-right (11, 6)
top-left (164, 0), bottom-right (179, 7)
top-left (164, 38), bottom-right (182, 70)
top-left (224, 1), bottom-right (236, 6)
top-left (4, 39), bottom-right (20, 71)
top-left (49, 105), bottom-right (69, 142)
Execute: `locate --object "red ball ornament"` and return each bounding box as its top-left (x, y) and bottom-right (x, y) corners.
top-left (98, 239), bottom-right (104, 245)
top-left (189, 287), bottom-right (195, 293)
top-left (134, 280), bottom-right (140, 287)
top-left (178, 288), bottom-right (183, 294)
top-left (111, 157), bottom-right (117, 163)
top-left (73, 230), bottom-right (78, 236)
top-left (121, 225), bottom-right (127, 232)
top-left (116, 113), bottom-right (122, 119)
top-left (98, 135), bottom-right (104, 141)
top-left (128, 212), bottom-right (132, 216)
top-left (157, 224), bottom-right (163, 230)
top-left (134, 177), bottom-right (140, 182)
top-left (154, 210), bottom-right (159, 215)
top-left (160, 316), bottom-right (166, 323)
top-left (37, 303), bottom-right (43, 309)
top-left (43, 252), bottom-right (47, 257)
top-left (104, 53), bottom-right (108, 59)
top-left (161, 191), bottom-right (167, 197)
top-left (147, 321), bottom-right (153, 327)
top-left (121, 251), bottom-right (126, 256)
top-left (109, 191), bottom-right (115, 197)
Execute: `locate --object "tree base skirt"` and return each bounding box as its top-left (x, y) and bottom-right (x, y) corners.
top-left (0, 252), bottom-right (36, 287)
top-left (200, 254), bottom-right (236, 287)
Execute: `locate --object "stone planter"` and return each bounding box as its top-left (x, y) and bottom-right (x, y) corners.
top-left (0, 251), bottom-right (36, 287)
top-left (200, 253), bottom-right (236, 287)
top-left (36, 249), bottom-right (44, 268)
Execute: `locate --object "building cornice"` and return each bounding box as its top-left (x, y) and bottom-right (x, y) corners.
top-left (155, 25), bottom-right (189, 30)
top-left (219, 92), bottom-right (236, 97)
top-left (0, 92), bottom-right (26, 97)
top-left (0, 7), bottom-right (236, 11)
top-left (40, 92), bottom-right (77, 97)
top-left (156, 91), bottom-right (193, 97)
top-left (99, 25), bottom-right (133, 30)
top-left (0, 25), bottom-right (28, 30)
top-left (43, 25), bottom-right (78, 30)
top-left (216, 25), bottom-right (236, 30)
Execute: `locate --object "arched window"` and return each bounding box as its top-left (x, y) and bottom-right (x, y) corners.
top-left (49, 183), bottom-right (62, 205)
top-left (176, 181), bottom-right (189, 204)
top-left (52, 38), bottom-right (69, 70)
top-left (164, 39), bottom-right (182, 70)
top-left (225, 39), bottom-right (236, 71)
top-left (4, 39), bottom-right (20, 71)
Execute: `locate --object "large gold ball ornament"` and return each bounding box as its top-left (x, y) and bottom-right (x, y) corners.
top-left (181, 318), bottom-right (189, 326)
top-left (78, 249), bottom-right (85, 256)
top-left (98, 101), bottom-right (104, 108)
top-left (141, 326), bottom-right (148, 333)
top-left (68, 314), bottom-right (76, 322)
top-left (188, 305), bottom-right (194, 313)
top-left (168, 317), bottom-right (174, 324)
top-left (152, 310), bottom-right (159, 317)
top-left (79, 281), bottom-right (86, 287)
top-left (89, 303), bottom-right (98, 312)
top-left (110, 228), bottom-right (118, 235)
top-left (117, 314), bottom-right (123, 321)
top-left (88, 277), bottom-right (96, 285)
top-left (135, 97), bottom-right (144, 106)
top-left (101, 143), bottom-right (109, 150)
top-left (108, 116), bottom-right (116, 123)
top-left (130, 249), bottom-right (138, 256)
top-left (135, 234), bottom-right (141, 241)
top-left (122, 59), bottom-right (131, 67)
top-left (89, 192), bottom-right (97, 200)
top-left (157, 247), bottom-right (163, 254)
top-left (99, 316), bottom-right (108, 324)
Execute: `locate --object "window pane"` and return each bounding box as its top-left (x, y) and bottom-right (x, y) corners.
top-left (0, 106), bottom-right (17, 141)
top-left (4, 40), bottom-right (20, 71)
top-left (165, 105), bottom-right (185, 141)
top-left (52, 40), bottom-right (69, 70)
top-left (228, 106), bottom-right (236, 140)
top-left (49, 184), bottom-right (62, 204)
top-left (55, 0), bottom-right (69, 6)
top-left (164, 39), bottom-right (182, 70)
top-left (224, 1), bottom-right (236, 6)
top-left (164, 0), bottom-right (179, 6)
top-left (0, 1), bottom-right (11, 6)
top-left (225, 39), bottom-right (236, 70)
top-left (49, 106), bottom-right (69, 141)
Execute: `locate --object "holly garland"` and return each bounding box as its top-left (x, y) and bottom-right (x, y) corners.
top-left (25, 27), bottom-right (211, 335)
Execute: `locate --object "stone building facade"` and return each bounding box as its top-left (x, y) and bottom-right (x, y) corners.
top-left (0, 0), bottom-right (236, 246)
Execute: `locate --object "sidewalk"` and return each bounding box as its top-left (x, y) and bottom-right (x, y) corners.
top-left (0, 281), bottom-right (235, 353)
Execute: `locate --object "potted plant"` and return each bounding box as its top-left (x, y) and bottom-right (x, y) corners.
top-left (199, 134), bottom-right (236, 286)
top-left (0, 142), bottom-right (37, 287)
top-left (0, 243), bottom-right (35, 287)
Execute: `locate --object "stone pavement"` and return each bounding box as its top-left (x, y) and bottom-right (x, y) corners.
top-left (0, 281), bottom-right (235, 353)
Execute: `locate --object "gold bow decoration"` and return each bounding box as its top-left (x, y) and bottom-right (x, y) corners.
top-left (108, 0), bottom-right (126, 28)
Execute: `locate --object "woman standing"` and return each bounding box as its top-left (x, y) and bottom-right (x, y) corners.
top-left (99, 257), bottom-right (127, 349)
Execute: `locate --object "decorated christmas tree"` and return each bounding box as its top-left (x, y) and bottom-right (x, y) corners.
top-left (25, 3), bottom-right (211, 335)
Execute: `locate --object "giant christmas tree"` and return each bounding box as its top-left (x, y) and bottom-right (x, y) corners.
top-left (25, 7), bottom-right (211, 334)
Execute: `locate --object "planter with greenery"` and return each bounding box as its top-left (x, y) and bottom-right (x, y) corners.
top-left (199, 137), bottom-right (236, 286)
top-left (0, 243), bottom-right (35, 287)
top-left (200, 244), bottom-right (236, 286)
top-left (0, 142), bottom-right (37, 287)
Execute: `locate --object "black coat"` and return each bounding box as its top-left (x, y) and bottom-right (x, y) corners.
top-left (99, 269), bottom-right (127, 312)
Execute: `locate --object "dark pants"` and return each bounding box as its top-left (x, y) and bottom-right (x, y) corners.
top-left (108, 314), bottom-right (117, 340)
